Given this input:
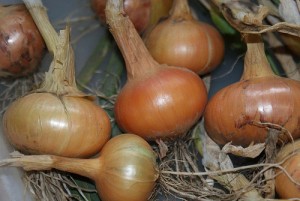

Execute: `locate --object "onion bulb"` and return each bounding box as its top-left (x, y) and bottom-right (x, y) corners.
top-left (0, 4), bottom-right (45, 77)
top-left (91, 0), bottom-right (151, 34)
top-left (143, 0), bottom-right (224, 75)
top-left (0, 134), bottom-right (159, 201)
top-left (2, 0), bottom-right (111, 157)
top-left (106, 0), bottom-right (207, 140)
top-left (204, 34), bottom-right (300, 147)
top-left (275, 139), bottom-right (300, 199)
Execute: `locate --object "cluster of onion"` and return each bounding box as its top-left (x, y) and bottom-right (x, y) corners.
top-left (0, 4), bottom-right (45, 77)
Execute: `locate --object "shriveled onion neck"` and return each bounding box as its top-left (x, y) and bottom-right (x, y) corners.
top-left (105, 0), bottom-right (158, 80)
top-left (169, 0), bottom-right (193, 20)
top-left (24, 0), bottom-right (84, 97)
top-left (241, 34), bottom-right (275, 80)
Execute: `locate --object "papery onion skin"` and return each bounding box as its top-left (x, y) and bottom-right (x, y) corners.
top-left (0, 4), bottom-right (45, 77)
top-left (204, 76), bottom-right (300, 147)
top-left (96, 134), bottom-right (159, 201)
top-left (91, 0), bottom-right (151, 34)
top-left (144, 0), bottom-right (224, 75)
top-left (3, 93), bottom-right (111, 158)
top-left (114, 67), bottom-right (207, 140)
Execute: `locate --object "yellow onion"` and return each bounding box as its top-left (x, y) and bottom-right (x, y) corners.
top-left (91, 0), bottom-right (151, 34)
top-left (2, 0), bottom-right (111, 157)
top-left (204, 34), bottom-right (300, 147)
top-left (144, 0), bottom-right (224, 75)
top-left (106, 0), bottom-right (207, 140)
top-left (0, 134), bottom-right (159, 201)
top-left (0, 4), bottom-right (45, 77)
top-left (275, 139), bottom-right (300, 199)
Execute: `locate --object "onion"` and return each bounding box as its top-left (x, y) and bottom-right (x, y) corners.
top-left (143, 0), bottom-right (224, 75)
top-left (0, 134), bottom-right (159, 201)
top-left (204, 34), bottom-right (300, 147)
top-left (0, 4), bottom-right (45, 77)
top-left (91, 0), bottom-right (151, 34)
top-left (106, 0), bottom-right (207, 140)
top-left (2, 0), bottom-right (111, 157)
top-left (275, 139), bottom-right (300, 199)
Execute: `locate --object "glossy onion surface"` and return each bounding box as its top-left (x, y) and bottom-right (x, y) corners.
top-left (114, 67), bottom-right (207, 140)
top-left (3, 93), bottom-right (111, 157)
top-left (144, 4), bottom-right (224, 75)
top-left (91, 0), bottom-right (151, 33)
top-left (0, 4), bottom-right (45, 77)
top-left (204, 76), bottom-right (300, 147)
top-left (96, 134), bottom-right (159, 201)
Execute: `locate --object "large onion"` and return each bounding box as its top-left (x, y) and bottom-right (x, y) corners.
top-left (0, 4), bottom-right (45, 77)
top-left (204, 34), bottom-right (300, 147)
top-left (0, 134), bottom-right (159, 201)
top-left (106, 0), bottom-right (207, 140)
top-left (2, 0), bottom-right (111, 157)
top-left (144, 0), bottom-right (224, 75)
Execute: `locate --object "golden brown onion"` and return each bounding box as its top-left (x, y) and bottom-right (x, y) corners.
top-left (144, 0), bottom-right (224, 75)
top-left (0, 134), bottom-right (159, 201)
top-left (106, 0), bottom-right (207, 140)
top-left (0, 4), bottom-right (45, 77)
top-left (2, 0), bottom-right (111, 157)
top-left (275, 139), bottom-right (300, 199)
top-left (3, 93), bottom-right (111, 157)
top-left (91, 0), bottom-right (151, 33)
top-left (204, 34), bottom-right (300, 147)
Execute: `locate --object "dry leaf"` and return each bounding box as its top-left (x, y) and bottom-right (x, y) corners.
top-left (222, 142), bottom-right (265, 158)
top-left (279, 0), bottom-right (300, 25)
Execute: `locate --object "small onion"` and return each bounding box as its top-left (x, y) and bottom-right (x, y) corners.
top-left (144, 0), bottom-right (224, 75)
top-left (275, 139), bottom-right (300, 199)
top-left (91, 0), bottom-right (151, 34)
top-left (2, 0), bottom-right (111, 157)
top-left (106, 0), bottom-right (207, 140)
top-left (0, 4), bottom-right (45, 77)
top-left (0, 134), bottom-right (159, 201)
top-left (204, 34), bottom-right (300, 147)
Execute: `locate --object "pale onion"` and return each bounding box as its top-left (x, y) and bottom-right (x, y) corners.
top-left (0, 134), bottom-right (159, 201)
top-left (0, 4), bottom-right (45, 77)
top-left (275, 139), bottom-right (300, 199)
top-left (2, 0), bottom-right (111, 157)
top-left (143, 0), bottom-right (224, 75)
top-left (204, 34), bottom-right (300, 147)
top-left (106, 0), bottom-right (207, 140)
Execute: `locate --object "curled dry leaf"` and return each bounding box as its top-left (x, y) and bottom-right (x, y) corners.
top-left (222, 142), bottom-right (265, 158)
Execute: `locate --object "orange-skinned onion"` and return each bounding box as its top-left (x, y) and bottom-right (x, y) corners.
top-left (0, 134), bottom-right (159, 201)
top-left (275, 139), bottom-right (300, 199)
top-left (106, 0), bottom-right (207, 140)
top-left (0, 4), bottom-right (45, 77)
top-left (204, 34), bottom-right (300, 147)
top-left (144, 0), bottom-right (224, 75)
top-left (91, 0), bottom-right (151, 34)
top-left (3, 93), bottom-right (111, 157)
top-left (2, 1), bottom-right (111, 157)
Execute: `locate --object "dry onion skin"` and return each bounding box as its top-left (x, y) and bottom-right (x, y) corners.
top-left (0, 4), bottom-right (45, 77)
top-left (0, 134), bottom-right (159, 201)
top-left (204, 34), bottom-right (300, 147)
top-left (2, 0), bottom-right (111, 157)
top-left (143, 0), bottom-right (224, 75)
top-left (106, 0), bottom-right (207, 140)
top-left (275, 139), bottom-right (300, 199)
top-left (91, 0), bottom-right (151, 34)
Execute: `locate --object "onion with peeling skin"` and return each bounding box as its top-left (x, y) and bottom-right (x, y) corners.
top-left (106, 0), bottom-right (207, 140)
top-left (144, 0), bottom-right (224, 75)
top-left (0, 4), bottom-right (45, 77)
top-left (204, 34), bottom-right (300, 147)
